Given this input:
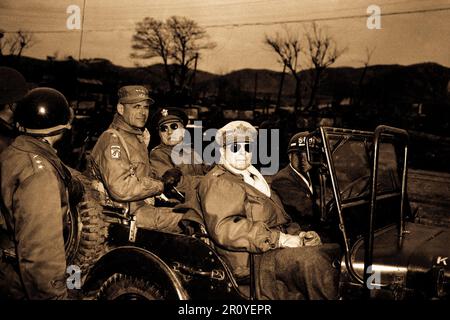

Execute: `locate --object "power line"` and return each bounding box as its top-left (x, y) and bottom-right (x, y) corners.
top-left (97, 0), bottom-right (277, 11)
top-left (0, 0), bottom-right (433, 22)
top-left (203, 6), bottom-right (450, 28)
top-left (1, 6), bottom-right (449, 34)
top-left (267, 0), bottom-right (438, 20)
top-left (77, 0), bottom-right (87, 60)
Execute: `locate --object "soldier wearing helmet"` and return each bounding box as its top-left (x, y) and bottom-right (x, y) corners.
top-left (271, 132), bottom-right (319, 231)
top-left (0, 67), bottom-right (28, 154)
top-left (0, 87), bottom-right (76, 299)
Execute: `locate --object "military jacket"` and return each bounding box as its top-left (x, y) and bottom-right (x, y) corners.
top-left (89, 114), bottom-right (163, 209)
top-left (0, 135), bottom-right (68, 299)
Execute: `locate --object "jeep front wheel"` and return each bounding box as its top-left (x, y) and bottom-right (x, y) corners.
top-left (96, 273), bottom-right (164, 300)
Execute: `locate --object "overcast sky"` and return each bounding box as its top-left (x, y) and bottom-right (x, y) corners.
top-left (1, 0), bottom-right (449, 73)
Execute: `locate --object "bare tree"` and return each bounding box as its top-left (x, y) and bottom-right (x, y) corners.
top-left (131, 18), bottom-right (173, 88)
top-left (265, 26), bottom-right (303, 112)
top-left (131, 16), bottom-right (216, 95)
top-left (8, 31), bottom-right (35, 57)
top-left (305, 22), bottom-right (346, 110)
top-left (0, 30), bottom-right (16, 57)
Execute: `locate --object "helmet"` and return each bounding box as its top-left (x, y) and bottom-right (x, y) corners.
top-left (0, 67), bottom-right (28, 105)
top-left (287, 131), bottom-right (310, 153)
top-left (15, 87), bottom-right (73, 136)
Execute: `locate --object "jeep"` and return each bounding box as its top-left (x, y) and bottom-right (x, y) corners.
top-left (65, 125), bottom-right (449, 300)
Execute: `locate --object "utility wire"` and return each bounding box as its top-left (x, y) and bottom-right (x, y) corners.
top-left (1, 6), bottom-right (449, 34)
top-left (78, 0), bottom-right (87, 60)
top-left (204, 6), bottom-right (450, 28)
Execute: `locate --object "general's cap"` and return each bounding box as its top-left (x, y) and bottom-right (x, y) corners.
top-left (152, 107), bottom-right (188, 128)
top-left (118, 85), bottom-right (154, 104)
top-left (215, 121), bottom-right (257, 147)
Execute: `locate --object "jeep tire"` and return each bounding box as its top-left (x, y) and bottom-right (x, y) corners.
top-left (64, 169), bottom-right (108, 276)
top-left (96, 273), bottom-right (164, 300)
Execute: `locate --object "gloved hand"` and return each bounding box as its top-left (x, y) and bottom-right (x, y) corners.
top-left (162, 168), bottom-right (183, 194)
top-left (299, 231), bottom-right (322, 246)
top-left (278, 232), bottom-right (302, 248)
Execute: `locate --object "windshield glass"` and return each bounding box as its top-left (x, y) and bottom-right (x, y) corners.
top-left (321, 128), bottom-right (405, 245)
top-left (327, 134), bottom-right (401, 203)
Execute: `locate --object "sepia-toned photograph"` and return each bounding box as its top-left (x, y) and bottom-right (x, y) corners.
top-left (0, 0), bottom-right (449, 308)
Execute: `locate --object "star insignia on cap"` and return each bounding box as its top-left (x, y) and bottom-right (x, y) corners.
top-left (236, 123), bottom-right (250, 132)
top-left (161, 109), bottom-right (168, 117)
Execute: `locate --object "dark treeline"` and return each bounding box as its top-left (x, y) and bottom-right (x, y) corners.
top-left (1, 55), bottom-right (449, 172)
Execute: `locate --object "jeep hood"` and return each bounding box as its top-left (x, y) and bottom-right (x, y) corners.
top-left (350, 222), bottom-right (450, 282)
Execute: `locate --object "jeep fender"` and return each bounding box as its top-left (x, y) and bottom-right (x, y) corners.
top-left (82, 246), bottom-right (189, 300)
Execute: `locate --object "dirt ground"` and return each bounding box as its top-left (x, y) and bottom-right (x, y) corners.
top-left (408, 169), bottom-right (450, 228)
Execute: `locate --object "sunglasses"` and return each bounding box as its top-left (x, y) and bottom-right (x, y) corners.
top-left (227, 142), bottom-right (252, 153)
top-left (160, 123), bottom-right (180, 132)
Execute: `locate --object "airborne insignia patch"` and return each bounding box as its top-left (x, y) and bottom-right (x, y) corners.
top-left (110, 145), bottom-right (121, 159)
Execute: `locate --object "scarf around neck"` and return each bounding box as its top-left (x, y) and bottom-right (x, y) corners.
top-left (221, 157), bottom-right (271, 197)
top-left (111, 114), bottom-right (150, 146)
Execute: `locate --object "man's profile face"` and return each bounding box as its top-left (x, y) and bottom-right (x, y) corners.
top-left (290, 151), bottom-right (312, 174)
top-left (159, 120), bottom-right (185, 146)
top-left (118, 101), bottom-right (149, 128)
top-left (223, 142), bottom-right (252, 170)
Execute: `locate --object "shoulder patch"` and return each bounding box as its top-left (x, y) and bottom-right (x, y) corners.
top-left (110, 145), bottom-right (121, 159)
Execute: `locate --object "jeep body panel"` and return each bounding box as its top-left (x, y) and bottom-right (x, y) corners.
top-left (81, 125), bottom-right (449, 300)
top-left (340, 222), bottom-right (450, 299)
top-left (85, 223), bottom-right (245, 300)
top-left (315, 126), bottom-right (450, 299)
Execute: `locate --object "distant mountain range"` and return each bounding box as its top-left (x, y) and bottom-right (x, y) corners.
top-left (1, 55), bottom-right (449, 105)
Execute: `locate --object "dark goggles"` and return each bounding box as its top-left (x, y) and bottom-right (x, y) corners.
top-left (160, 122), bottom-right (180, 132)
top-left (227, 142), bottom-right (252, 153)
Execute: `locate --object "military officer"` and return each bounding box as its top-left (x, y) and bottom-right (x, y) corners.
top-left (197, 121), bottom-right (340, 300)
top-left (149, 107), bottom-right (210, 202)
top-left (87, 85), bottom-right (182, 232)
top-left (0, 67), bottom-right (28, 155)
top-left (0, 87), bottom-right (76, 299)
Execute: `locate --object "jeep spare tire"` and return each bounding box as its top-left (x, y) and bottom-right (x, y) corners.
top-left (64, 169), bottom-right (108, 276)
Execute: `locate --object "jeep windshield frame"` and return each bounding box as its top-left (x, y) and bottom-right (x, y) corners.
top-left (317, 126), bottom-right (409, 286)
